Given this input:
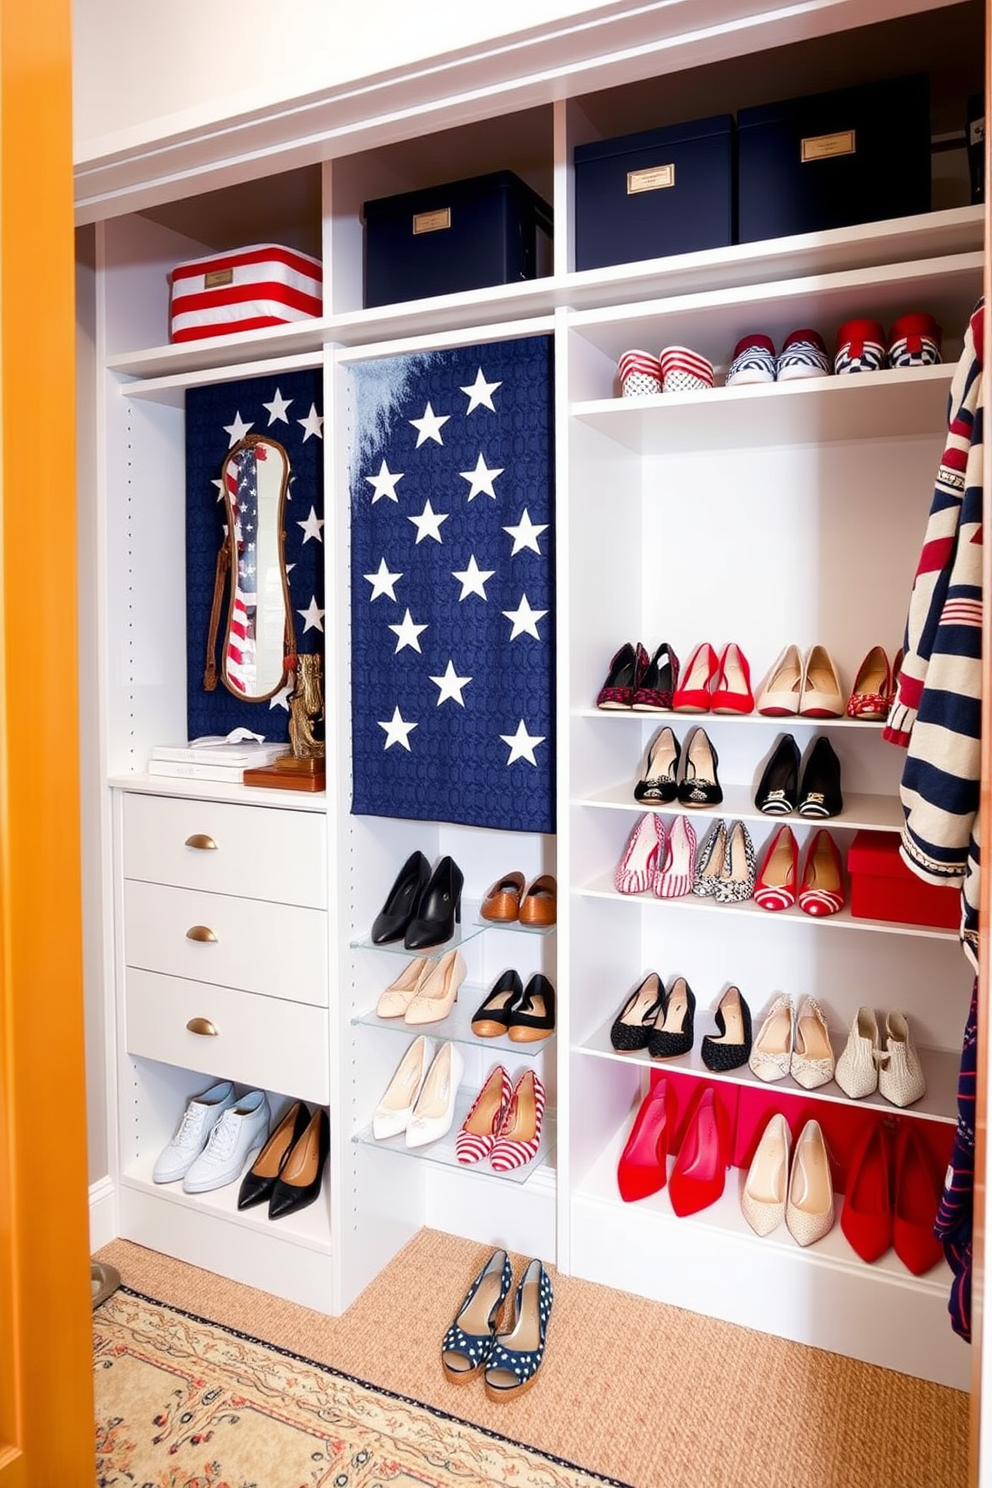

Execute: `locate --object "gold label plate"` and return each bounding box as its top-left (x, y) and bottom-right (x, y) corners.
top-left (627, 163), bottom-right (675, 194)
top-left (413, 207), bottom-right (451, 234)
top-left (801, 129), bottom-right (856, 162)
top-left (204, 266), bottom-right (234, 288)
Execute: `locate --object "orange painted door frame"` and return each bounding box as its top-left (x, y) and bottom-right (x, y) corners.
top-left (0, 1), bottom-right (95, 1484)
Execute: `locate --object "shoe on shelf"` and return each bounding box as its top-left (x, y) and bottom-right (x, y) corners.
top-left (888, 647), bottom-right (904, 707)
top-left (404, 855), bottom-right (464, 951)
top-left (700, 985), bottom-right (753, 1072)
top-left (648, 975), bottom-right (695, 1059)
top-left (183, 1090), bottom-right (271, 1194)
top-left (455, 1065), bottom-right (513, 1165)
top-left (834, 318), bottom-right (886, 375)
top-left (238, 1098), bottom-right (312, 1210)
top-left (693, 818), bottom-right (728, 897)
top-left (835, 1006), bottom-right (882, 1099)
top-left (507, 973), bottom-right (556, 1042)
top-left (617, 1079), bottom-right (676, 1201)
top-left (797, 829), bottom-right (845, 917)
top-left (754, 734), bottom-right (801, 815)
top-left (776, 327), bottom-right (830, 381)
top-left (878, 1010), bottom-right (926, 1108)
top-left (634, 725), bottom-right (681, 805)
top-left (480, 870), bottom-right (526, 923)
top-left (654, 813), bottom-right (697, 899)
top-left (892, 1122), bottom-right (944, 1275)
top-left (407, 1042), bottom-right (465, 1149)
top-left (618, 349), bottom-right (664, 397)
top-left (268, 1106), bottom-right (330, 1220)
top-left (376, 956), bottom-right (431, 1018)
top-left (677, 726), bottom-right (722, 808)
top-left (840, 1120), bottom-right (892, 1263)
top-left (668, 1085), bottom-right (731, 1217)
top-left (785, 1119), bottom-right (835, 1247)
top-left (490, 1069), bottom-right (546, 1172)
top-left (153, 1079), bottom-right (236, 1184)
top-left (846, 645), bottom-right (892, 720)
top-left (797, 735), bottom-right (843, 818)
top-left (749, 993), bottom-right (795, 1083)
top-left (371, 849), bottom-right (431, 945)
top-left (753, 823), bottom-right (799, 911)
top-left (756, 643), bottom-right (803, 715)
top-left (741, 1112), bottom-right (792, 1236)
top-left (596, 641), bottom-right (649, 709)
top-left (659, 344), bottom-right (715, 393)
top-left (441, 1248), bottom-right (514, 1384)
top-left (711, 642), bottom-right (754, 714)
top-left (725, 332), bottom-right (777, 386)
top-left (611, 972), bottom-right (665, 1052)
top-left (887, 311), bottom-right (942, 369)
top-left (715, 819), bottom-right (756, 903)
top-left (615, 811), bottom-right (666, 895)
top-left (518, 874), bottom-right (557, 927)
top-left (373, 1035), bottom-right (433, 1140)
top-left (799, 644), bottom-right (845, 718)
top-left (483, 1258), bottom-right (554, 1401)
top-left (672, 641), bottom-right (719, 711)
top-left (632, 641), bottom-right (680, 710)
top-left (791, 995), bottom-right (835, 1090)
top-left (404, 948), bottom-right (466, 1026)
top-left (470, 970), bottom-right (524, 1038)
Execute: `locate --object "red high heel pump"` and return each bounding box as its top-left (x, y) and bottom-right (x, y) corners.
top-left (753, 824), bottom-right (799, 911)
top-left (668, 1085), bottom-right (731, 1217)
top-left (671, 642), bottom-right (719, 712)
top-left (711, 642), bottom-right (754, 714)
top-left (617, 1079), bottom-right (676, 1202)
top-left (840, 1121), bottom-right (892, 1263)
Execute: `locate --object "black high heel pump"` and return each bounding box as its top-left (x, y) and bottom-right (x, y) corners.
top-left (404, 855), bottom-right (464, 950)
top-left (371, 850), bottom-right (431, 944)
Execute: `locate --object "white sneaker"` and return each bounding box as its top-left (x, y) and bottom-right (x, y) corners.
top-left (152, 1080), bottom-right (236, 1183)
top-left (182, 1090), bottom-right (271, 1193)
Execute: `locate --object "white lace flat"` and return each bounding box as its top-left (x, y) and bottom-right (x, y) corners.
top-left (748, 993), bottom-right (794, 1083)
top-left (878, 1010), bottom-right (926, 1108)
top-left (791, 996), bottom-right (835, 1090)
top-left (835, 1005), bottom-right (881, 1098)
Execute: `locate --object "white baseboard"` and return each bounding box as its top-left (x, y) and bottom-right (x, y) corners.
top-left (89, 1174), bottom-right (117, 1252)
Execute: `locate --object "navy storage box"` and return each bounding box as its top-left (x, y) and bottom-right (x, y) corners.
top-left (574, 114), bottom-right (735, 271)
top-left (363, 170), bottom-right (553, 308)
top-left (737, 73), bottom-right (931, 243)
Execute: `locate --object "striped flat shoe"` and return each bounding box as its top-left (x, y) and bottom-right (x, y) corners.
top-left (753, 824), bottom-right (799, 911)
top-left (456, 1065), bottom-right (513, 1165)
top-left (775, 327), bottom-right (830, 381)
top-left (797, 829), bottom-right (845, 916)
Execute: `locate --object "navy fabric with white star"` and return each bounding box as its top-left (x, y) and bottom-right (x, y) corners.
top-left (349, 337), bottom-right (555, 832)
top-left (185, 370), bottom-right (325, 741)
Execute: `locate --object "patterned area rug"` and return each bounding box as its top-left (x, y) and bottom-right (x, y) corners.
top-left (94, 1286), bottom-right (631, 1488)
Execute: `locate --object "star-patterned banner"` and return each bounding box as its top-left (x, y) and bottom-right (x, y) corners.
top-left (185, 370), bottom-right (325, 742)
top-left (349, 336), bottom-right (555, 833)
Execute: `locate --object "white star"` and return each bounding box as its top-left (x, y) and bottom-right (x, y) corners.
top-left (297, 596), bottom-right (325, 633)
top-left (263, 388), bottom-right (292, 424)
top-left (223, 411), bottom-right (253, 447)
top-left (461, 367), bottom-right (502, 413)
top-left (212, 477), bottom-right (225, 503)
top-left (298, 403), bottom-right (324, 441)
top-left (408, 500), bottom-right (448, 544)
top-left (502, 593), bottom-right (548, 640)
top-left (365, 461), bottom-right (404, 504)
top-left (379, 706), bottom-right (418, 751)
top-left (503, 507), bottom-right (549, 555)
top-left (452, 554), bottom-right (495, 601)
top-left (459, 452), bottom-right (504, 501)
top-left (388, 608), bottom-right (428, 653)
top-left (297, 506), bottom-right (325, 544)
top-left (429, 660), bottom-right (472, 706)
top-left (268, 681), bottom-right (293, 712)
top-left (409, 402), bottom-right (450, 447)
top-left (500, 719), bottom-right (546, 766)
top-left (364, 558), bottom-right (402, 601)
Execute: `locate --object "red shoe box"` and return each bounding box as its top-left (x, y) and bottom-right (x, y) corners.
top-left (846, 830), bottom-right (960, 931)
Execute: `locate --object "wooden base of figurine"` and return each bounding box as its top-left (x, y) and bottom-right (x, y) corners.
top-left (243, 755), bottom-right (326, 792)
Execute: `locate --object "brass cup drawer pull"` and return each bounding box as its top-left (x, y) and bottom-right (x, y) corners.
top-left (186, 1016), bottom-right (218, 1037)
top-left (184, 833), bottom-right (218, 851)
top-left (185, 925), bottom-right (218, 943)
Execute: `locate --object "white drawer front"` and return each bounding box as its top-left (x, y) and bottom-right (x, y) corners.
top-left (122, 792), bottom-right (326, 907)
top-left (124, 880), bottom-right (327, 1006)
top-left (125, 968), bottom-right (329, 1105)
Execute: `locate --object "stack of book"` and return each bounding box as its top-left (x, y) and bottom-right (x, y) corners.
top-left (148, 736), bottom-right (292, 783)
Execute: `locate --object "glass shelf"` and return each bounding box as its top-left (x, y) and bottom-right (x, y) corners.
top-left (353, 1096), bottom-right (556, 1185)
top-left (351, 900), bottom-right (489, 955)
top-left (353, 987), bottom-right (556, 1058)
top-left (470, 913), bottom-right (556, 937)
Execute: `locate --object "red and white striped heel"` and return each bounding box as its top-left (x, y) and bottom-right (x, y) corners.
top-left (456, 1065), bottom-right (513, 1165)
top-left (615, 812), bottom-right (666, 894)
top-left (797, 829), bottom-right (845, 917)
top-left (753, 824), bottom-right (798, 911)
top-left (490, 1070), bottom-right (545, 1173)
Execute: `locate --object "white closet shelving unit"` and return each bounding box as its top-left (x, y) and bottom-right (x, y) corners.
top-left (82, 0), bottom-right (983, 1393)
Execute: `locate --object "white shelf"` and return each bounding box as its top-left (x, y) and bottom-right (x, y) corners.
top-left (576, 708), bottom-right (886, 729)
top-left (109, 773), bottom-right (328, 812)
top-left (578, 780), bottom-right (905, 832)
top-left (353, 1095), bottom-right (556, 1186)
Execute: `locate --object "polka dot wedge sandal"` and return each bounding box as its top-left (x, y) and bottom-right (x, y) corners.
top-left (483, 1258), bottom-right (554, 1402)
top-left (441, 1248), bottom-right (514, 1384)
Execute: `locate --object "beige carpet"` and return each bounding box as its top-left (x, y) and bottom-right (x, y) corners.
top-left (95, 1229), bottom-right (969, 1488)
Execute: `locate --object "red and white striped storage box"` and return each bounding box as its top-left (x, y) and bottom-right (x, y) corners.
top-left (169, 243), bottom-right (323, 343)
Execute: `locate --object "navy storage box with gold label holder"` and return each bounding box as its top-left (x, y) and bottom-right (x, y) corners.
top-left (573, 114), bottom-right (736, 271)
top-left (362, 170), bottom-right (553, 308)
top-left (737, 73), bottom-right (931, 243)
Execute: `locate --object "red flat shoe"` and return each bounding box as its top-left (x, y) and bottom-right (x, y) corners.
top-left (710, 642), bottom-right (754, 713)
top-left (617, 1079), bottom-right (676, 1202)
top-left (668, 1085), bottom-right (731, 1217)
top-left (797, 829), bottom-right (845, 917)
top-left (892, 1122), bottom-right (944, 1275)
top-left (671, 641), bottom-right (718, 712)
top-left (753, 824), bottom-right (798, 911)
top-left (841, 1121), bottom-right (892, 1263)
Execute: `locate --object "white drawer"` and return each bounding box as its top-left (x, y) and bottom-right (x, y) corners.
top-left (122, 792), bottom-right (326, 907)
top-left (123, 880), bottom-right (327, 1007)
top-left (125, 968), bottom-right (329, 1105)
